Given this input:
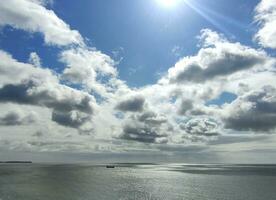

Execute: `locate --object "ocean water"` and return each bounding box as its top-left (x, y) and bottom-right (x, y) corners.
top-left (0, 163), bottom-right (276, 200)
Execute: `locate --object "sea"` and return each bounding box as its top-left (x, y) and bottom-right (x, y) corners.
top-left (0, 163), bottom-right (276, 200)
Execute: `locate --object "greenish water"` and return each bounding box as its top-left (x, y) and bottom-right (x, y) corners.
top-left (0, 164), bottom-right (276, 200)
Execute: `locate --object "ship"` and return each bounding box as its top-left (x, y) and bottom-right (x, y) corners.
top-left (106, 165), bottom-right (115, 168)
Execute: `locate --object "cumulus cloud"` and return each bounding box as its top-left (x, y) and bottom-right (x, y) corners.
top-left (32, 130), bottom-right (44, 137)
top-left (116, 110), bottom-right (169, 144)
top-left (59, 47), bottom-right (120, 98)
top-left (168, 29), bottom-right (267, 83)
top-left (27, 0), bottom-right (53, 6)
top-left (167, 118), bottom-right (220, 144)
top-left (121, 124), bottom-right (166, 144)
top-left (60, 48), bottom-right (117, 80)
top-left (115, 95), bottom-right (145, 112)
top-left (0, 81), bottom-right (94, 114)
top-left (223, 86), bottom-right (276, 132)
top-left (0, 0), bottom-right (125, 99)
top-left (1, 0), bottom-right (276, 156)
top-left (254, 0), bottom-right (276, 49)
top-left (28, 52), bottom-right (41, 67)
top-left (0, 110), bottom-right (37, 126)
top-left (0, 0), bottom-right (83, 46)
top-left (178, 99), bottom-right (210, 116)
top-left (178, 99), bottom-right (194, 115)
top-left (0, 81), bottom-right (95, 130)
top-left (138, 111), bottom-right (167, 126)
top-left (180, 118), bottom-right (219, 137)
top-left (52, 110), bottom-right (90, 128)
top-left (0, 50), bottom-right (55, 86)
top-left (0, 50), bottom-right (95, 130)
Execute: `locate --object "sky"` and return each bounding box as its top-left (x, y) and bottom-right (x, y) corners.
top-left (0, 0), bottom-right (276, 163)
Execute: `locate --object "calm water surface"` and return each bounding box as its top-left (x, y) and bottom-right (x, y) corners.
top-left (0, 163), bottom-right (276, 200)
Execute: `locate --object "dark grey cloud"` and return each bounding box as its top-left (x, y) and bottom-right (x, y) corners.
top-left (0, 81), bottom-right (93, 114)
top-left (180, 118), bottom-right (219, 137)
top-left (32, 131), bottom-right (44, 137)
top-left (0, 81), bottom-right (94, 128)
top-left (137, 111), bottom-right (167, 125)
top-left (189, 109), bottom-right (207, 116)
top-left (168, 30), bottom-right (268, 84)
top-left (224, 86), bottom-right (276, 132)
top-left (116, 95), bottom-right (145, 112)
top-left (177, 99), bottom-right (208, 116)
top-left (178, 99), bottom-right (194, 115)
top-left (117, 111), bottom-right (168, 144)
top-left (0, 111), bottom-right (36, 126)
top-left (171, 51), bottom-right (265, 83)
top-left (0, 83), bottom-right (33, 104)
top-left (52, 111), bottom-right (90, 128)
top-left (121, 124), bottom-right (165, 143)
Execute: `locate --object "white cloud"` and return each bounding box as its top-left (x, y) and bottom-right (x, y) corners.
top-left (0, 109), bottom-right (37, 126)
top-left (0, 0), bottom-right (83, 46)
top-left (60, 48), bottom-right (117, 79)
top-left (60, 47), bottom-right (121, 98)
top-left (168, 29), bottom-right (268, 83)
top-left (28, 52), bottom-right (41, 67)
top-left (116, 110), bottom-right (169, 144)
top-left (0, 50), bottom-right (56, 86)
top-left (0, 0), bottom-right (276, 157)
top-left (222, 86), bottom-right (276, 132)
top-left (254, 0), bottom-right (276, 49)
top-left (0, 49), bottom-right (97, 133)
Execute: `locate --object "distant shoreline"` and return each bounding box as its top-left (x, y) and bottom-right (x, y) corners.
top-left (0, 161), bottom-right (32, 164)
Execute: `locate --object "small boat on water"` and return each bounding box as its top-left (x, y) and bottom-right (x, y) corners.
top-left (106, 165), bottom-right (115, 168)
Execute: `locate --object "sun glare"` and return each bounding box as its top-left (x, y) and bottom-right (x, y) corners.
top-left (157, 0), bottom-right (181, 8)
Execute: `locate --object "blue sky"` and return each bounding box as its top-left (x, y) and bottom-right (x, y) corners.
top-left (1, 0), bottom-right (260, 87)
top-left (1, 0), bottom-right (276, 163)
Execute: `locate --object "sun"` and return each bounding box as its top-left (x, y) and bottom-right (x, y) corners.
top-left (157, 0), bottom-right (181, 8)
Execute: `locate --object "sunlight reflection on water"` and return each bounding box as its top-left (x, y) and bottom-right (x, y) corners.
top-left (0, 164), bottom-right (276, 200)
